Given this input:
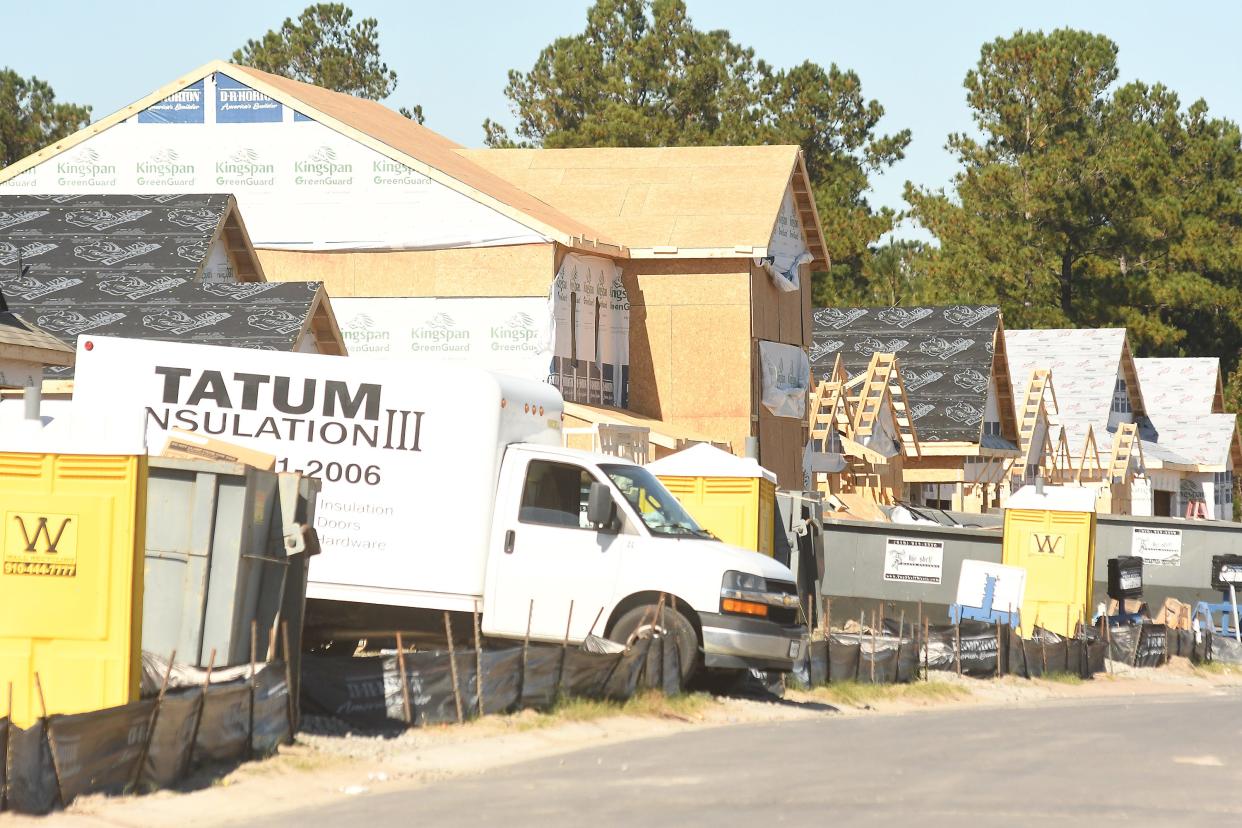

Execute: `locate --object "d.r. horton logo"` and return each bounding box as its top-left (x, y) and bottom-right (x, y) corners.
top-left (216, 148), bottom-right (275, 186)
top-left (491, 312), bottom-right (539, 353)
top-left (56, 148), bottom-right (117, 186)
top-left (137, 148), bottom-right (195, 186)
top-left (342, 313), bottom-right (391, 351)
top-left (411, 313), bottom-right (468, 353)
top-left (295, 146), bottom-right (353, 186)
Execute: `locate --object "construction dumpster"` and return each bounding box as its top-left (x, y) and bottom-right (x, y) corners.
top-left (1003, 485), bottom-right (1097, 637)
top-left (0, 452), bottom-right (147, 727)
top-left (142, 457), bottom-right (294, 669)
top-left (648, 443), bottom-right (777, 556)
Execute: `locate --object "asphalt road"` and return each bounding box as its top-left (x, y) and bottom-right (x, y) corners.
top-left (270, 690), bottom-right (1242, 827)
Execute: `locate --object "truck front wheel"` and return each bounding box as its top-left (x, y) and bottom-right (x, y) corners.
top-left (608, 604), bottom-right (700, 683)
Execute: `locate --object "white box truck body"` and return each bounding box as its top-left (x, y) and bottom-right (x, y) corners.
top-left (71, 336), bottom-right (804, 674)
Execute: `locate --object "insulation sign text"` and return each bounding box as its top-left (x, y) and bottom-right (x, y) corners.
top-left (883, 537), bottom-right (944, 584)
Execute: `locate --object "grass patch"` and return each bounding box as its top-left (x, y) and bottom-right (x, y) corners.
top-left (1192, 660), bottom-right (1242, 676)
top-left (1039, 672), bottom-right (1084, 685)
top-left (803, 679), bottom-right (967, 708)
top-left (505, 691), bottom-right (715, 731)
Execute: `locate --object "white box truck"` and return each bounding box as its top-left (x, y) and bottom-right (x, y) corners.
top-left (71, 336), bottom-right (804, 677)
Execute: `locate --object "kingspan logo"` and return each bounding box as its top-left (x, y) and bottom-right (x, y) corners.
top-left (411, 313), bottom-right (469, 353)
top-left (56, 148), bottom-right (117, 185)
top-left (295, 146), bottom-right (353, 186)
top-left (216, 148), bottom-right (275, 186)
top-left (372, 158), bottom-right (428, 186)
top-left (137, 148), bottom-right (195, 185)
top-left (491, 312), bottom-right (539, 353)
top-left (342, 313), bottom-right (391, 350)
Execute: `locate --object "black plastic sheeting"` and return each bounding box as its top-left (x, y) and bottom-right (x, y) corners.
top-left (794, 622), bottom-right (1110, 686)
top-left (301, 639), bottom-right (682, 730)
top-left (0, 662), bottom-right (292, 815)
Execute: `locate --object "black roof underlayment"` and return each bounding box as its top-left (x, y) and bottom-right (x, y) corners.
top-left (0, 193), bottom-right (233, 279)
top-left (0, 193), bottom-right (324, 379)
top-left (809, 305), bottom-right (1004, 444)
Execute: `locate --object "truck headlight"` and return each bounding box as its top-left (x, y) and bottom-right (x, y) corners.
top-left (722, 570), bottom-right (766, 592)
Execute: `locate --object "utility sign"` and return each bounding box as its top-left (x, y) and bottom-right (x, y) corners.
top-left (4, 512), bottom-right (77, 576)
top-left (883, 537), bottom-right (944, 584)
top-left (1131, 527), bottom-right (1182, 567)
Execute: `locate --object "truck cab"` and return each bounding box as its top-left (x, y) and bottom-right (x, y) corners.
top-left (483, 443), bottom-right (805, 676)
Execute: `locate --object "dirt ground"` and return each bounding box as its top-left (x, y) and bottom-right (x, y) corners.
top-left (8, 658), bottom-right (1240, 827)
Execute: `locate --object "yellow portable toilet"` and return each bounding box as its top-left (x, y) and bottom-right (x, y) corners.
top-left (1002, 484), bottom-right (1097, 638)
top-left (0, 450), bottom-right (147, 726)
top-left (648, 443), bottom-right (777, 556)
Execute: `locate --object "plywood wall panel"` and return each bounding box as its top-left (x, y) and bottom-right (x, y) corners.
top-left (668, 304), bottom-right (751, 420)
top-left (259, 244), bottom-right (555, 299)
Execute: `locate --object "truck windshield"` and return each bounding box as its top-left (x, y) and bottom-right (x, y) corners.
top-left (601, 464), bottom-right (715, 539)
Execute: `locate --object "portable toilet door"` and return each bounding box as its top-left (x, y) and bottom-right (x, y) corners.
top-left (1002, 484), bottom-right (1097, 638)
top-left (0, 452), bottom-right (147, 727)
top-left (647, 443), bottom-right (777, 555)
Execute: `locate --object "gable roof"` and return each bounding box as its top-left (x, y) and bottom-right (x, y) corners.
top-left (457, 145), bottom-right (828, 263)
top-left (0, 309), bottom-right (74, 367)
top-left (809, 305), bottom-right (1015, 446)
top-left (1151, 414), bottom-right (1240, 470)
top-left (3, 279), bottom-right (344, 379)
top-left (0, 61), bottom-right (622, 257)
top-left (1134, 357), bottom-right (1224, 416)
top-left (0, 193), bottom-right (264, 285)
top-left (1004, 328), bottom-right (1147, 423)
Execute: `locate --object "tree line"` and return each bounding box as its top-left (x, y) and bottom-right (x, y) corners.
top-left (3, 1), bottom-right (1240, 402)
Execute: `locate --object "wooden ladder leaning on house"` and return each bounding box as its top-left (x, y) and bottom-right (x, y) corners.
top-left (1009, 368), bottom-right (1051, 484)
top-left (852, 352), bottom-right (920, 458)
top-left (1106, 421), bottom-right (1139, 485)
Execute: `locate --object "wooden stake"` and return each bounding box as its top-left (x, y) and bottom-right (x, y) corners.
top-left (857, 610), bottom-right (864, 681)
top-left (556, 600), bottom-right (575, 699)
top-left (896, 609), bottom-right (906, 682)
top-left (587, 606), bottom-right (605, 638)
top-left (954, 621), bottom-right (962, 677)
top-left (186, 650), bottom-right (215, 776)
top-left (34, 673), bottom-right (67, 809)
top-left (131, 650), bottom-right (176, 792)
top-left (249, 620), bottom-right (258, 758)
top-left (517, 599), bottom-right (533, 711)
top-left (395, 632), bottom-right (412, 725)
top-left (996, 619), bottom-right (1003, 679)
top-left (472, 600), bottom-right (484, 718)
top-left (869, 618), bottom-right (877, 684)
top-left (878, 601), bottom-right (885, 635)
top-left (823, 598), bottom-right (832, 638)
top-left (443, 612), bottom-right (464, 724)
top-left (280, 622), bottom-right (296, 740)
top-left (923, 616), bottom-right (930, 682)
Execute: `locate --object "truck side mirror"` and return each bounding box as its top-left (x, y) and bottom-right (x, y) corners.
top-left (587, 482), bottom-right (619, 532)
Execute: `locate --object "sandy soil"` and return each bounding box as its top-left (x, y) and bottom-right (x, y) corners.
top-left (9, 658), bottom-right (1240, 827)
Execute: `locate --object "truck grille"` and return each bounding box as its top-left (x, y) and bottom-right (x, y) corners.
top-left (768, 579), bottom-right (800, 625)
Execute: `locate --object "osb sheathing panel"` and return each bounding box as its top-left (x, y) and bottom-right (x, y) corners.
top-left (624, 262), bottom-right (750, 308)
top-left (627, 303), bottom-right (671, 420)
top-left (749, 262), bottom-right (810, 348)
top-left (258, 244), bottom-right (555, 298)
top-left (758, 411), bottom-right (804, 490)
top-left (668, 304), bottom-right (751, 420)
top-left (258, 250), bottom-right (357, 296)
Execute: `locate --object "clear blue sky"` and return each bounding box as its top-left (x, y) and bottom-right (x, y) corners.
top-left (6, 1), bottom-right (1240, 234)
